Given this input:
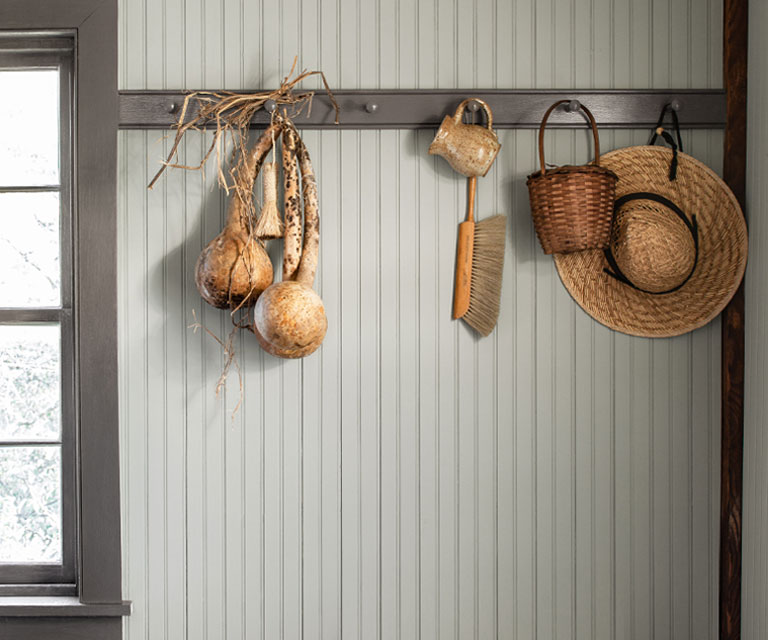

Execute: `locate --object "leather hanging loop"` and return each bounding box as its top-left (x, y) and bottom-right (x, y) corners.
top-left (649, 104), bottom-right (684, 180)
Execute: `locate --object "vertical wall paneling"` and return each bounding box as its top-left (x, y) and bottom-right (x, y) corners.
top-left (318, 127), bottom-right (343, 640)
top-left (359, 128), bottom-right (380, 640)
top-left (118, 1), bottom-right (725, 638)
top-left (378, 127), bottom-right (399, 640)
top-left (745, 1), bottom-right (767, 639)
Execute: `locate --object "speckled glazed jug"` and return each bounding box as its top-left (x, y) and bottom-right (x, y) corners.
top-left (428, 98), bottom-right (500, 177)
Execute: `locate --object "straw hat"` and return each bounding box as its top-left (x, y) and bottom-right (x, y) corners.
top-left (554, 145), bottom-right (748, 337)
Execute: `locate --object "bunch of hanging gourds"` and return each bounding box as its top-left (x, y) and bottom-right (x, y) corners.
top-left (195, 118), bottom-right (327, 359)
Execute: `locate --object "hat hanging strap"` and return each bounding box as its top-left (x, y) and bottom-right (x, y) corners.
top-left (649, 105), bottom-right (684, 151)
top-left (649, 105), bottom-right (683, 180)
top-left (603, 192), bottom-right (699, 295)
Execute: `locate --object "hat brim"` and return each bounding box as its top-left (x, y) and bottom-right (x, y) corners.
top-left (554, 146), bottom-right (748, 338)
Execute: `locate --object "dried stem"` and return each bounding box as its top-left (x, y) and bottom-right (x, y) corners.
top-left (148, 57), bottom-right (339, 190)
top-left (189, 309), bottom-right (246, 421)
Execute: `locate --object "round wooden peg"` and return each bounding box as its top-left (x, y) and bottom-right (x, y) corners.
top-left (566, 99), bottom-right (581, 112)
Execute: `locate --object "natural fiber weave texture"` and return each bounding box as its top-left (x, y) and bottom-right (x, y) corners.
top-left (527, 100), bottom-right (618, 254)
top-left (609, 200), bottom-right (697, 293)
top-left (528, 164), bottom-right (618, 253)
top-left (554, 146), bottom-right (748, 337)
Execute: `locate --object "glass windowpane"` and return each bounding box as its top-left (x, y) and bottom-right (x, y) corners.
top-left (0, 325), bottom-right (60, 441)
top-left (0, 446), bottom-right (61, 563)
top-left (0, 69), bottom-right (60, 187)
top-left (0, 192), bottom-right (61, 307)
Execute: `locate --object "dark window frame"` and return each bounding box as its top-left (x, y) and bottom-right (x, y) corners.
top-left (0, 0), bottom-right (127, 632)
top-left (0, 37), bottom-right (77, 592)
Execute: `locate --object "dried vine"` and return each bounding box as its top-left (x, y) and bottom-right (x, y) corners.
top-left (147, 56), bottom-right (339, 193)
top-left (188, 309), bottom-right (247, 421)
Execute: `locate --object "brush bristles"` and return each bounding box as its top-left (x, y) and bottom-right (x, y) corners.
top-left (254, 202), bottom-right (284, 240)
top-left (255, 161), bottom-right (284, 240)
top-left (463, 215), bottom-right (506, 336)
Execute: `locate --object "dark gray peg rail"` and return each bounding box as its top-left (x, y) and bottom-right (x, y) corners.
top-left (119, 88), bottom-right (725, 130)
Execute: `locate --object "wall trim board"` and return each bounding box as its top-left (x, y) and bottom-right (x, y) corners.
top-left (0, 0), bottom-right (126, 619)
top-left (720, 0), bottom-right (748, 638)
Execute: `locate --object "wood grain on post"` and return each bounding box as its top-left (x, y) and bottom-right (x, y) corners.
top-left (720, 0), bottom-right (747, 637)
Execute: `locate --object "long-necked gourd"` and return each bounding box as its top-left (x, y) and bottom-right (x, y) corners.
top-left (251, 129), bottom-right (327, 358)
top-left (281, 125), bottom-right (302, 281)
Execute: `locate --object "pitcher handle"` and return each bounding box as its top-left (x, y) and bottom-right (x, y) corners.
top-left (453, 98), bottom-right (495, 131)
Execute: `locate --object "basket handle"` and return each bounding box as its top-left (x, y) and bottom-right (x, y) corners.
top-left (538, 100), bottom-right (601, 175)
top-left (453, 98), bottom-right (494, 130)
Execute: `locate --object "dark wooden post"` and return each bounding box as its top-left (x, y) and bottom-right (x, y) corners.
top-left (720, 0), bottom-right (748, 637)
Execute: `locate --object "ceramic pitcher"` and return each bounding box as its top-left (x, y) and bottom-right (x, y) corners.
top-left (428, 98), bottom-right (501, 177)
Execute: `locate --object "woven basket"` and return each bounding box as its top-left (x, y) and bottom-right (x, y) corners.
top-left (527, 100), bottom-right (618, 254)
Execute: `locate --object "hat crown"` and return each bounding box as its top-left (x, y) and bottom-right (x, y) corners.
top-left (610, 203), bottom-right (696, 294)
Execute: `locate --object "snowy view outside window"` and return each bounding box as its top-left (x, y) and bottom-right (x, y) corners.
top-left (0, 192), bottom-right (60, 307)
top-left (0, 68), bottom-right (64, 565)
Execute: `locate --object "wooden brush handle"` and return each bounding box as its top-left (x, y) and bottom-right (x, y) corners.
top-left (466, 175), bottom-right (476, 222)
top-left (453, 176), bottom-right (477, 319)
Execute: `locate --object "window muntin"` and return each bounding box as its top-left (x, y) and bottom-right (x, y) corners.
top-left (0, 38), bottom-right (75, 588)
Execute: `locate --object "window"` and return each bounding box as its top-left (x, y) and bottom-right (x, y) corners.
top-left (0, 0), bottom-right (128, 636)
top-left (0, 35), bottom-right (77, 591)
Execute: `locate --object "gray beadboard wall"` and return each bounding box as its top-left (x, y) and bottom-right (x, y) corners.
top-left (118, 0), bottom-right (725, 638)
top-left (744, 1), bottom-right (767, 638)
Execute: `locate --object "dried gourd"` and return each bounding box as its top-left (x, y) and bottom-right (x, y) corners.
top-left (281, 126), bottom-right (302, 281)
top-left (251, 131), bottom-right (326, 358)
top-left (195, 123), bottom-right (281, 309)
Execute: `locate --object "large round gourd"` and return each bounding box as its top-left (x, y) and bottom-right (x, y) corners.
top-left (194, 206), bottom-right (273, 308)
top-left (252, 282), bottom-right (327, 358)
top-left (194, 123), bottom-right (281, 309)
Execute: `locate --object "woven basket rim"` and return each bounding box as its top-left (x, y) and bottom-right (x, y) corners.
top-left (527, 164), bottom-right (618, 181)
top-left (553, 145), bottom-right (748, 338)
